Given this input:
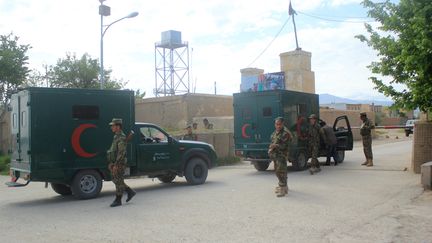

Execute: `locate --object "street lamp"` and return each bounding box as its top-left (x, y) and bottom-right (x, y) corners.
top-left (99, 1), bottom-right (138, 89)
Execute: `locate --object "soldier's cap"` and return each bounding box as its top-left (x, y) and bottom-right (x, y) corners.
top-left (274, 116), bottom-right (284, 122)
top-left (109, 118), bottom-right (123, 126)
top-left (360, 112), bottom-right (367, 117)
top-left (308, 114), bottom-right (317, 119)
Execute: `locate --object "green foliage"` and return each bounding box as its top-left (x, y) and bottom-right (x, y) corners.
top-left (135, 89), bottom-right (146, 100)
top-left (27, 53), bottom-right (127, 90)
top-left (356, 0), bottom-right (432, 114)
top-left (0, 155), bottom-right (10, 175)
top-left (0, 33), bottom-right (31, 104)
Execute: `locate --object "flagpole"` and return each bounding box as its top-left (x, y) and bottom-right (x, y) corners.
top-left (289, 1), bottom-right (300, 50)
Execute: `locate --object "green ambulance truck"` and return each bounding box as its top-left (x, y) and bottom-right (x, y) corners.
top-left (6, 87), bottom-right (217, 199)
top-left (234, 90), bottom-right (353, 171)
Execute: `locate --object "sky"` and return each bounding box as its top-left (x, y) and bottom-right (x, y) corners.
top-left (0, 0), bottom-right (394, 100)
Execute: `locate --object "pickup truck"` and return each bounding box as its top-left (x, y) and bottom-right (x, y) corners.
top-left (6, 87), bottom-right (217, 199)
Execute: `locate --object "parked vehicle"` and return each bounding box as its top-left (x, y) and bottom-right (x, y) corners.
top-left (233, 90), bottom-right (353, 171)
top-left (404, 119), bottom-right (418, 137)
top-left (6, 87), bottom-right (217, 199)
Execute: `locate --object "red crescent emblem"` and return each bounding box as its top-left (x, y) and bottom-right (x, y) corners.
top-left (241, 123), bottom-right (251, 139)
top-left (71, 124), bottom-right (97, 158)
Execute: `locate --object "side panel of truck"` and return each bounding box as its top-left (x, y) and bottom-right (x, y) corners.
top-left (234, 90), bottom-right (319, 160)
top-left (10, 88), bottom-right (135, 183)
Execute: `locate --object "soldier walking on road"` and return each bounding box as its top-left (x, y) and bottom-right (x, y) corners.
top-left (360, 112), bottom-right (375, 167)
top-left (107, 118), bottom-right (136, 207)
top-left (268, 117), bottom-right (292, 197)
top-left (308, 114), bottom-right (321, 174)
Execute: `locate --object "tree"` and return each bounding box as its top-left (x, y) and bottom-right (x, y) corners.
top-left (134, 89), bottom-right (146, 101)
top-left (356, 0), bottom-right (432, 116)
top-left (34, 53), bottom-right (127, 90)
top-left (0, 33), bottom-right (31, 105)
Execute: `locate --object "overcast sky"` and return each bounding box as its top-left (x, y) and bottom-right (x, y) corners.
top-left (1, 0), bottom-right (393, 100)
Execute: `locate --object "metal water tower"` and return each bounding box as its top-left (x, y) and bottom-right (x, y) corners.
top-left (154, 30), bottom-right (190, 96)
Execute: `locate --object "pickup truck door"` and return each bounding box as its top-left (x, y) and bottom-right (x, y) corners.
top-left (333, 115), bottom-right (354, 151)
top-left (136, 125), bottom-right (179, 172)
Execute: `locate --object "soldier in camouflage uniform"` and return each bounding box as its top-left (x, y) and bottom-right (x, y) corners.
top-left (308, 114), bottom-right (321, 175)
top-left (360, 112), bottom-right (375, 167)
top-left (182, 125), bottom-right (197, 141)
top-left (268, 117), bottom-right (292, 197)
top-left (107, 118), bottom-right (136, 207)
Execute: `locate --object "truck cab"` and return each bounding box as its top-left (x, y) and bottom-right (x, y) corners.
top-left (7, 87), bottom-right (217, 199)
top-left (233, 90), bottom-right (353, 171)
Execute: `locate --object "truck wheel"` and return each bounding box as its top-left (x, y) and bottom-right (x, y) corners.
top-left (253, 161), bottom-right (270, 171)
top-left (51, 183), bottom-right (72, 196)
top-left (335, 150), bottom-right (345, 164)
top-left (405, 131), bottom-right (410, 137)
top-left (158, 174), bottom-right (176, 183)
top-left (185, 158), bottom-right (208, 185)
top-left (71, 170), bottom-right (103, 200)
top-left (293, 151), bottom-right (308, 171)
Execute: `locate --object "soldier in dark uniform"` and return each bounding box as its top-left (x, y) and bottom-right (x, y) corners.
top-left (268, 117), bottom-right (292, 197)
top-left (107, 118), bottom-right (136, 207)
top-left (308, 114), bottom-right (321, 174)
top-left (319, 121), bottom-right (338, 166)
top-left (182, 125), bottom-right (197, 141)
top-left (360, 112), bottom-right (374, 167)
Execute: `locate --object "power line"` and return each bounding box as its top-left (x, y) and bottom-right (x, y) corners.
top-left (247, 17), bottom-right (291, 67)
top-left (297, 11), bottom-right (376, 23)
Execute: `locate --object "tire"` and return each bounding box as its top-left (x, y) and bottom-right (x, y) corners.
top-left (405, 131), bottom-right (410, 137)
top-left (293, 151), bottom-right (308, 171)
top-left (334, 150), bottom-right (345, 164)
top-left (71, 170), bottom-right (103, 200)
top-left (185, 158), bottom-right (208, 185)
top-left (253, 161), bottom-right (270, 171)
top-left (158, 174), bottom-right (176, 183)
top-left (51, 183), bottom-right (72, 196)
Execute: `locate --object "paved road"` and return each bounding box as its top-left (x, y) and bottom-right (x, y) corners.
top-left (1, 140), bottom-right (431, 243)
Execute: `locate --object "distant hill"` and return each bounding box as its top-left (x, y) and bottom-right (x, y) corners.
top-left (319, 93), bottom-right (393, 106)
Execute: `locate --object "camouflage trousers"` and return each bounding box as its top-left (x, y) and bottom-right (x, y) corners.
top-left (111, 163), bottom-right (129, 196)
top-left (274, 157), bottom-right (288, 187)
top-left (309, 142), bottom-right (320, 168)
top-left (362, 135), bottom-right (373, 160)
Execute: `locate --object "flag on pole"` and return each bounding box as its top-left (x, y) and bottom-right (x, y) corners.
top-left (289, 1), bottom-right (296, 16)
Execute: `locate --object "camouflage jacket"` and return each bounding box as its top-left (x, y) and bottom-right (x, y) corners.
top-left (309, 123), bottom-right (321, 146)
top-left (269, 128), bottom-right (292, 159)
top-left (360, 118), bottom-right (374, 136)
top-left (182, 133), bottom-right (197, 141)
top-left (107, 131), bottom-right (127, 164)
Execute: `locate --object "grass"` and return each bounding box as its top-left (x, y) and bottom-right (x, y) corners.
top-left (217, 156), bottom-right (242, 166)
top-left (0, 155), bottom-right (10, 176)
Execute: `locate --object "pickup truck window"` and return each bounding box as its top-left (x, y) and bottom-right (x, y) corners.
top-left (140, 126), bottom-right (168, 143)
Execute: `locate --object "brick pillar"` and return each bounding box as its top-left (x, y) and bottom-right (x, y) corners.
top-left (411, 121), bottom-right (432, 173)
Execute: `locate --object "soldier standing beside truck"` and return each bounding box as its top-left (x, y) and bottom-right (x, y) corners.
top-left (319, 121), bottom-right (338, 166)
top-left (360, 112), bottom-right (374, 167)
top-left (308, 114), bottom-right (321, 174)
top-left (268, 117), bottom-right (292, 197)
top-left (107, 118), bottom-right (136, 207)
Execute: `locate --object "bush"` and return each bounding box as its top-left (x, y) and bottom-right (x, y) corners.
top-left (0, 155), bottom-right (11, 175)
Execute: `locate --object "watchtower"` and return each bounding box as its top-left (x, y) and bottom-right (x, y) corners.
top-left (154, 30), bottom-right (190, 96)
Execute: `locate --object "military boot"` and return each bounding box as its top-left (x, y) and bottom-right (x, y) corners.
top-left (110, 195), bottom-right (122, 207)
top-left (361, 160), bottom-right (368, 166)
top-left (274, 186), bottom-right (281, 193)
top-left (309, 167), bottom-right (315, 175)
top-left (277, 186), bottom-right (287, 197)
top-left (125, 187), bottom-right (136, 202)
top-left (366, 159), bottom-right (373, 167)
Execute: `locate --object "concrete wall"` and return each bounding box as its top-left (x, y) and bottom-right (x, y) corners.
top-left (135, 93), bottom-right (233, 130)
